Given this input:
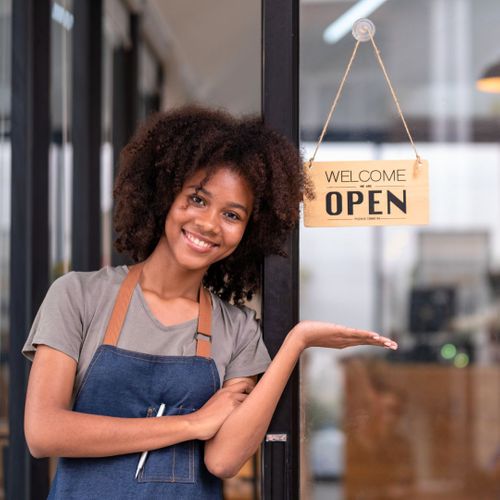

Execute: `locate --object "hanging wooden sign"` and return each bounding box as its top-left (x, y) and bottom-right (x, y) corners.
top-left (304, 159), bottom-right (429, 227)
top-left (303, 18), bottom-right (430, 228)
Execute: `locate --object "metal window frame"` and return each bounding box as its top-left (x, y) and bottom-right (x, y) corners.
top-left (71, 0), bottom-right (102, 271)
top-left (111, 12), bottom-right (139, 267)
top-left (9, 1), bottom-right (51, 498)
top-left (261, 0), bottom-right (300, 498)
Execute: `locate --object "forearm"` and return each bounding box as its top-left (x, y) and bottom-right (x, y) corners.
top-left (204, 329), bottom-right (303, 478)
top-left (25, 410), bottom-right (195, 459)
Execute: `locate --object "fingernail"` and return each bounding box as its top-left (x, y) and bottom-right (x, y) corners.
top-left (384, 341), bottom-right (391, 347)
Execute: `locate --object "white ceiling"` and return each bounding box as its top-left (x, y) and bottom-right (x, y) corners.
top-left (147, 0), bottom-right (261, 115)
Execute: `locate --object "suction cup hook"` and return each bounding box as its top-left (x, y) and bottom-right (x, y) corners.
top-left (352, 18), bottom-right (376, 42)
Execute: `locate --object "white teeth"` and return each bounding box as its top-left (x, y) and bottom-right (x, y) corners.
top-left (185, 231), bottom-right (213, 249)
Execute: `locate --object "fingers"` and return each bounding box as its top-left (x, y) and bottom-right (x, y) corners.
top-left (363, 331), bottom-right (398, 350)
top-left (370, 334), bottom-right (398, 350)
top-left (340, 326), bottom-right (398, 350)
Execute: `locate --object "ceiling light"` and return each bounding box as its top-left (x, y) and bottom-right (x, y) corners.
top-left (476, 62), bottom-right (500, 93)
top-left (52, 2), bottom-right (74, 31)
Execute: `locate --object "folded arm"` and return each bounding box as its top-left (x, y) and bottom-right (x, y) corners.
top-left (24, 345), bottom-right (199, 458)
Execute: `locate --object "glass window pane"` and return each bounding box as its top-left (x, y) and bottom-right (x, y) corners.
top-left (300, 1), bottom-right (500, 499)
top-left (102, 0), bottom-right (130, 266)
top-left (50, 0), bottom-right (73, 279)
top-left (152, 0), bottom-right (261, 116)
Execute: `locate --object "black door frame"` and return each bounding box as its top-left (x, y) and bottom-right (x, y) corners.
top-left (261, 0), bottom-right (300, 498)
top-left (9, 1), bottom-right (51, 498)
top-left (71, 0), bottom-right (103, 272)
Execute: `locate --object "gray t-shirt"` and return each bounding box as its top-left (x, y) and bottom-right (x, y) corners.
top-left (23, 266), bottom-right (271, 395)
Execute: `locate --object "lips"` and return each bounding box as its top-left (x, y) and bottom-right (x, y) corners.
top-left (182, 229), bottom-right (219, 253)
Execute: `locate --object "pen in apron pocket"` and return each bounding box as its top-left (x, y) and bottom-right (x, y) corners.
top-left (135, 403), bottom-right (166, 479)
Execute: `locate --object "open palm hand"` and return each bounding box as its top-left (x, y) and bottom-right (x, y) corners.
top-left (293, 320), bottom-right (398, 351)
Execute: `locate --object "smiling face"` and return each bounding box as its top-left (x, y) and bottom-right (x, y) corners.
top-left (162, 166), bottom-right (254, 273)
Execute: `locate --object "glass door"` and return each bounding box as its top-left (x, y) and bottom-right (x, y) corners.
top-left (300, 1), bottom-right (500, 499)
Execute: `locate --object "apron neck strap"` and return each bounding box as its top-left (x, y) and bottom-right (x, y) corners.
top-left (103, 263), bottom-right (213, 358)
top-left (103, 263), bottom-right (144, 347)
top-left (196, 286), bottom-right (212, 357)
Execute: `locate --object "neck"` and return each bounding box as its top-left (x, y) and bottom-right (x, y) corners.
top-left (139, 237), bottom-right (207, 302)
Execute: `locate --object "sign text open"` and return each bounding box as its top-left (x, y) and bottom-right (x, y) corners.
top-left (304, 160), bottom-right (429, 227)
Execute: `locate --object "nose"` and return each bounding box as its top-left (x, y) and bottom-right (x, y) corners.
top-left (194, 208), bottom-right (220, 236)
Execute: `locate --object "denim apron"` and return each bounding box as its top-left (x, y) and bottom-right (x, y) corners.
top-left (48, 263), bottom-right (222, 499)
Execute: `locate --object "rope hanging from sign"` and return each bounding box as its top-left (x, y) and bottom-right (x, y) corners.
top-left (308, 20), bottom-right (422, 168)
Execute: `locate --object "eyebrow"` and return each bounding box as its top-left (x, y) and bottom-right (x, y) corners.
top-left (188, 185), bottom-right (249, 215)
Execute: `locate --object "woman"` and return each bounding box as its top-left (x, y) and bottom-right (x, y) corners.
top-left (23, 106), bottom-right (397, 498)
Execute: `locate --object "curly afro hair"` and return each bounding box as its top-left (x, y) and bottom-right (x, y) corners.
top-left (113, 106), bottom-right (313, 304)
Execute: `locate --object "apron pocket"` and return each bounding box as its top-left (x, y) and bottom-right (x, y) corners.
top-left (139, 406), bottom-right (197, 484)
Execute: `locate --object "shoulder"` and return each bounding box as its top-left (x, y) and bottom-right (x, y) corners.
top-left (210, 293), bottom-right (260, 332)
top-left (50, 265), bottom-right (127, 295)
top-left (44, 266), bottom-right (128, 319)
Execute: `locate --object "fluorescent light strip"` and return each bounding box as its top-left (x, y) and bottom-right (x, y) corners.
top-left (323, 0), bottom-right (388, 44)
top-left (52, 3), bottom-right (74, 31)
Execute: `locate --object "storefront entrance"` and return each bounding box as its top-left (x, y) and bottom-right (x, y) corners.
top-left (2, 1), bottom-right (500, 499)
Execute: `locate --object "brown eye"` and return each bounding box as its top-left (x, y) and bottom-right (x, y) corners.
top-left (224, 211), bottom-right (241, 221)
top-left (189, 194), bottom-right (206, 206)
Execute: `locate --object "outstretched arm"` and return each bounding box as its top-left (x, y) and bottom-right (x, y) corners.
top-left (204, 321), bottom-right (397, 478)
